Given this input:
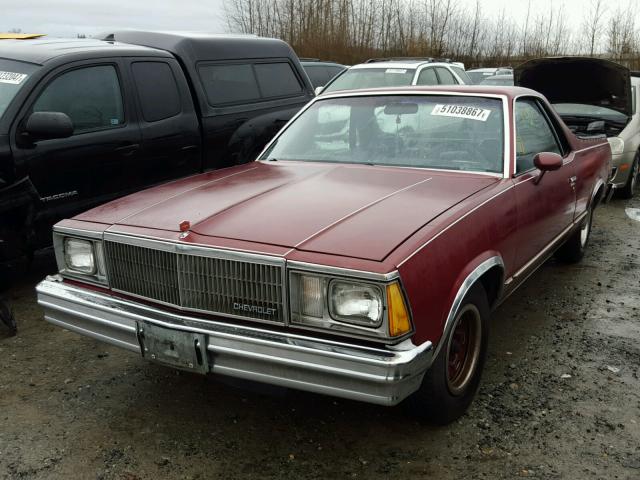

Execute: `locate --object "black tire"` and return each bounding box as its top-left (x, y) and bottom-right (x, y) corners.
top-left (555, 204), bottom-right (593, 263)
top-left (618, 154), bottom-right (639, 200)
top-left (404, 283), bottom-right (490, 425)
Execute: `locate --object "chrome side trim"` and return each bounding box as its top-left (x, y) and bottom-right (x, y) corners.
top-left (286, 260), bottom-right (399, 282)
top-left (504, 210), bottom-right (588, 288)
top-left (429, 256), bottom-right (504, 365)
top-left (398, 184), bottom-right (514, 267)
top-left (590, 178), bottom-right (605, 207)
top-left (36, 278), bottom-right (433, 406)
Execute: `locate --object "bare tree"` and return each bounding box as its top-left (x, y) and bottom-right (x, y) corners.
top-left (223, 0), bottom-right (639, 69)
top-left (582, 0), bottom-right (606, 56)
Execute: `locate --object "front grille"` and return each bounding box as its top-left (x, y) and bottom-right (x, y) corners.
top-left (104, 240), bottom-right (284, 323)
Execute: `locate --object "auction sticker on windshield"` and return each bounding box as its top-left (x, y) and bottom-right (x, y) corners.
top-left (432, 104), bottom-right (492, 121)
top-left (386, 68), bottom-right (407, 74)
top-left (0, 71), bottom-right (28, 84)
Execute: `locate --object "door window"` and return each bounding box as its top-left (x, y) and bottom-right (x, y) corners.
top-left (199, 63), bottom-right (260, 105)
top-left (132, 62), bottom-right (181, 122)
top-left (199, 62), bottom-right (302, 106)
top-left (33, 65), bottom-right (124, 133)
top-left (435, 67), bottom-right (458, 85)
top-left (416, 68), bottom-right (438, 86)
top-left (254, 62), bottom-right (302, 98)
top-left (515, 99), bottom-right (562, 174)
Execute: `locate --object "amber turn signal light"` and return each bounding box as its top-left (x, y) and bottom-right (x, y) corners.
top-left (387, 282), bottom-right (411, 337)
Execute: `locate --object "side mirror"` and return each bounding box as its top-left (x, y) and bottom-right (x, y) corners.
top-left (533, 152), bottom-right (563, 185)
top-left (24, 111), bottom-right (74, 141)
top-left (314, 86), bottom-right (324, 96)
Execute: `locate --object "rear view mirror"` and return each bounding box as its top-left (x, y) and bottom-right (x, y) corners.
top-left (533, 152), bottom-right (563, 172)
top-left (25, 111), bottom-right (74, 141)
top-left (383, 102), bottom-right (419, 115)
top-left (533, 152), bottom-right (563, 184)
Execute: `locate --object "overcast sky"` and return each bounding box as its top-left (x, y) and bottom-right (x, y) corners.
top-left (0, 0), bottom-right (630, 37)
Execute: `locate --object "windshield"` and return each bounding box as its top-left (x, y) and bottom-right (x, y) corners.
top-left (323, 68), bottom-right (416, 93)
top-left (553, 103), bottom-right (628, 124)
top-left (261, 95), bottom-right (504, 173)
top-left (0, 59), bottom-right (37, 120)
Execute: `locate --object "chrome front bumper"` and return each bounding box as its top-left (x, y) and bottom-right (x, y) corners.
top-left (36, 278), bottom-right (433, 406)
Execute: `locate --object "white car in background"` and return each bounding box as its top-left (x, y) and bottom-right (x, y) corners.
top-left (319, 58), bottom-right (471, 94)
top-left (467, 67), bottom-right (513, 84)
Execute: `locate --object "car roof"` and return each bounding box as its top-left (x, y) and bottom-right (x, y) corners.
top-left (317, 84), bottom-right (537, 100)
top-left (0, 37), bottom-right (169, 65)
top-left (350, 61), bottom-right (454, 70)
top-left (301, 60), bottom-right (346, 68)
top-left (467, 67), bottom-right (498, 73)
top-left (102, 30), bottom-right (296, 62)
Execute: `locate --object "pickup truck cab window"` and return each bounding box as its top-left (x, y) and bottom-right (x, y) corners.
top-left (515, 98), bottom-right (562, 174)
top-left (131, 61), bottom-right (181, 122)
top-left (199, 62), bottom-right (302, 106)
top-left (0, 59), bottom-right (38, 120)
top-left (254, 62), bottom-right (302, 98)
top-left (199, 64), bottom-right (260, 105)
top-left (416, 68), bottom-right (438, 86)
top-left (262, 94), bottom-right (504, 173)
top-left (33, 65), bottom-right (124, 133)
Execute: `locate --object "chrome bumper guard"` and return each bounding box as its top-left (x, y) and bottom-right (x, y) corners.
top-left (36, 278), bottom-right (433, 406)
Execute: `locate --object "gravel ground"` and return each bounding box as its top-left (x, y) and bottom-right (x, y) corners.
top-left (1, 196), bottom-right (639, 480)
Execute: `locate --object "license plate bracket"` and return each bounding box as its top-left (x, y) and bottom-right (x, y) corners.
top-left (137, 322), bottom-right (208, 374)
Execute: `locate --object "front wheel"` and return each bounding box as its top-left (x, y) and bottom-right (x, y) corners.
top-left (404, 284), bottom-right (490, 425)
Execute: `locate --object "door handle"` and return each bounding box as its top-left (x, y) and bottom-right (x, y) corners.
top-left (115, 143), bottom-right (140, 156)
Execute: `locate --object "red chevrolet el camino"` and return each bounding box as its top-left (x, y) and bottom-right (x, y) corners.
top-left (37, 86), bottom-right (610, 424)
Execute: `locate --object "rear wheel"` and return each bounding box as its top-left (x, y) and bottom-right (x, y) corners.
top-left (555, 204), bottom-right (593, 263)
top-left (404, 284), bottom-right (489, 425)
top-left (619, 155), bottom-right (639, 199)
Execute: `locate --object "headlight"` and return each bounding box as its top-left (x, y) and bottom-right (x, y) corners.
top-left (64, 238), bottom-right (95, 274)
top-left (329, 281), bottom-right (382, 326)
top-left (289, 271), bottom-right (412, 341)
top-left (608, 137), bottom-right (625, 155)
top-left (54, 230), bottom-right (108, 285)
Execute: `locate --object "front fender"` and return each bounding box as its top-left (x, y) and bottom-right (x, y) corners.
top-left (429, 254), bottom-right (504, 361)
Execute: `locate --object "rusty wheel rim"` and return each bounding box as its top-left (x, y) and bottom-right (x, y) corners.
top-left (446, 304), bottom-right (482, 396)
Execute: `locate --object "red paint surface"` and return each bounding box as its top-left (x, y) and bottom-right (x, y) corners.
top-left (64, 87), bottom-right (611, 347)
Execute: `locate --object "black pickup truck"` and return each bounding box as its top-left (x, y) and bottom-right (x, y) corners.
top-left (0, 32), bottom-right (314, 289)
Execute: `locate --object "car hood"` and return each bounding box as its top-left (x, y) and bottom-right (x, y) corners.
top-left (515, 57), bottom-right (632, 116)
top-left (77, 161), bottom-right (498, 262)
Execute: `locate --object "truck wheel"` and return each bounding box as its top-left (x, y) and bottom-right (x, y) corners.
top-left (618, 155), bottom-right (639, 199)
top-left (404, 283), bottom-right (489, 425)
top-left (555, 205), bottom-right (593, 263)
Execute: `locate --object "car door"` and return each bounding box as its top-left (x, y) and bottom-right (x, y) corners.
top-left (11, 59), bottom-right (141, 221)
top-left (512, 97), bottom-right (576, 271)
top-left (128, 58), bottom-right (202, 185)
